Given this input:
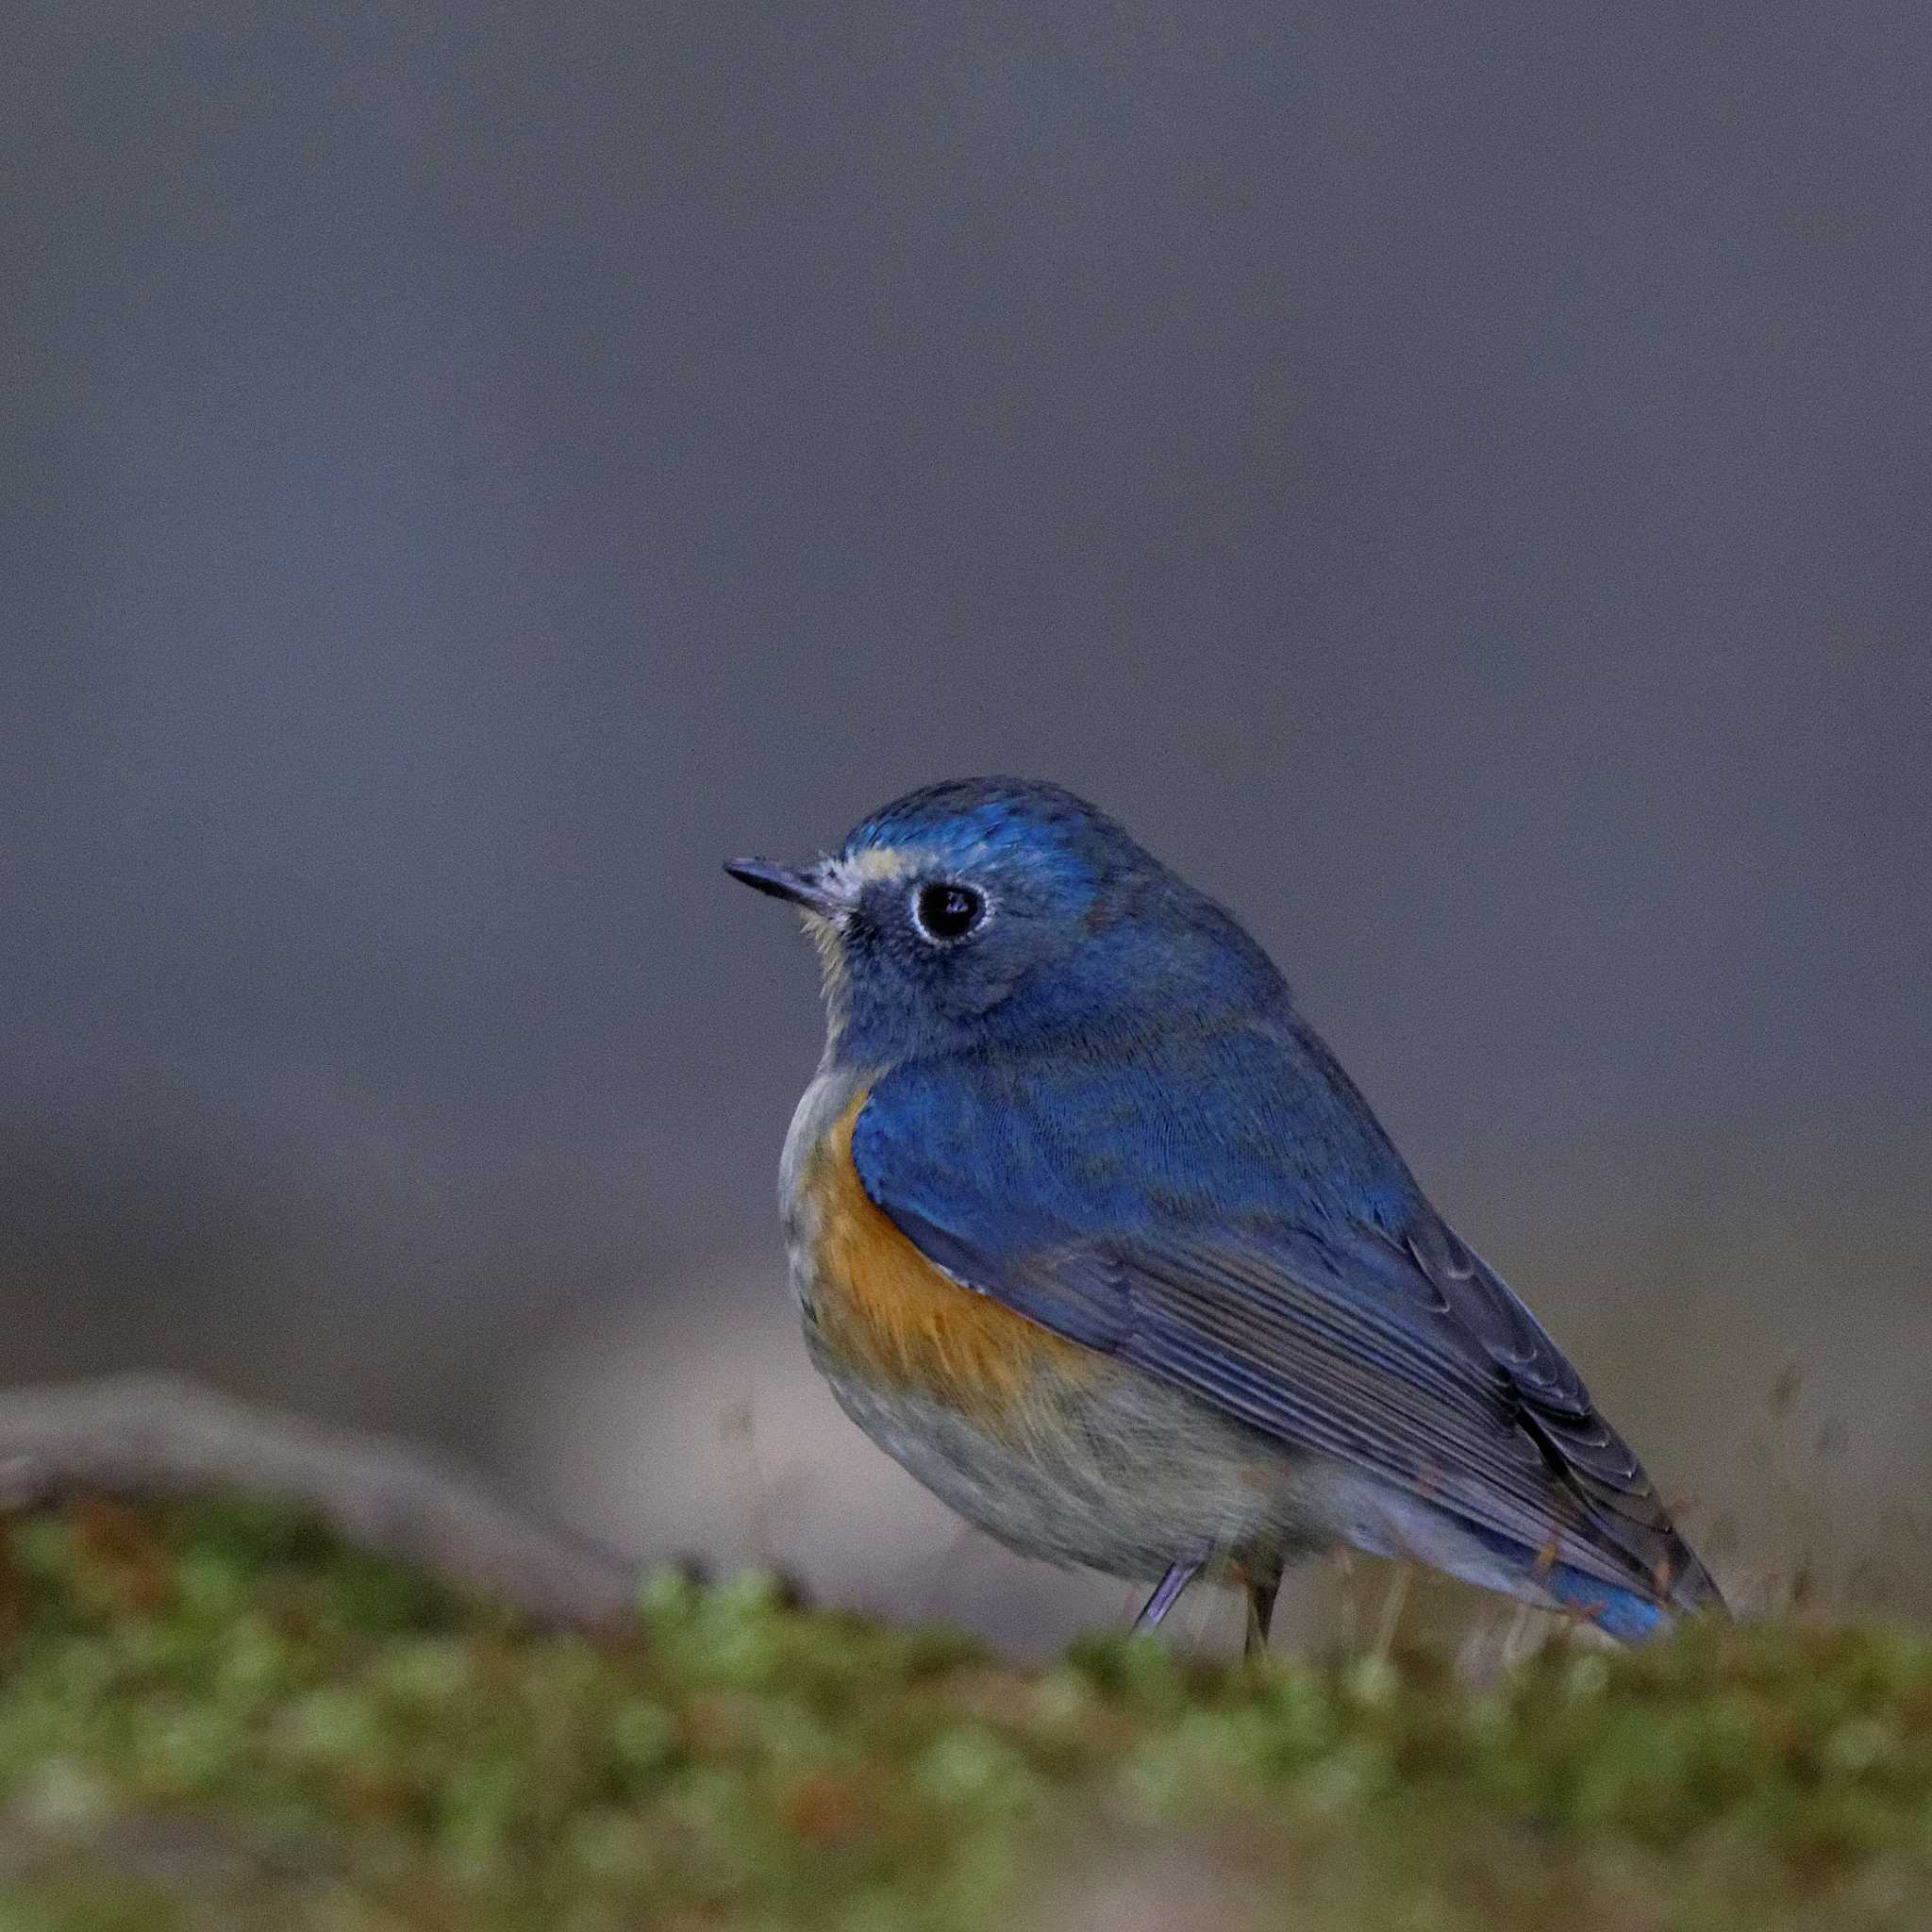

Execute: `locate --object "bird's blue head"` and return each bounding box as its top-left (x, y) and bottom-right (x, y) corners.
top-left (727, 778), bottom-right (1287, 1066)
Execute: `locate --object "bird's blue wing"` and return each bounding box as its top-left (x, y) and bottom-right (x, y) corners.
top-left (852, 1034), bottom-right (1720, 1613)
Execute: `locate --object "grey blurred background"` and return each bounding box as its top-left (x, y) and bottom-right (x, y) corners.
top-left (6, 4), bottom-right (1928, 1650)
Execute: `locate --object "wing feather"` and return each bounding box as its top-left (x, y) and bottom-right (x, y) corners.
top-left (856, 1057), bottom-right (1720, 1612)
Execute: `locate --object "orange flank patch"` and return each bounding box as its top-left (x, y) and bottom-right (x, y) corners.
top-left (803, 1093), bottom-right (1100, 1425)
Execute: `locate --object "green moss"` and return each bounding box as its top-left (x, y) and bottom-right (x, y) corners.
top-left (0, 1502), bottom-right (1926, 1928)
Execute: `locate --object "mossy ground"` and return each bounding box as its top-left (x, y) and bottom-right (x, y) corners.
top-left (0, 1501), bottom-right (1926, 1929)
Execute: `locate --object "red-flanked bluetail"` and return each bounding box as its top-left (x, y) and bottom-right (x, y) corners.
top-left (728, 779), bottom-right (1724, 1651)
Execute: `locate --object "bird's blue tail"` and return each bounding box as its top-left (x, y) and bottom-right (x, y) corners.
top-left (1541, 1563), bottom-right (1669, 1642)
top-left (1448, 1520), bottom-right (1674, 1641)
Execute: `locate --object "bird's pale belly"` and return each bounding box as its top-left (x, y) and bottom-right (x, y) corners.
top-left (777, 1068), bottom-right (1341, 1582)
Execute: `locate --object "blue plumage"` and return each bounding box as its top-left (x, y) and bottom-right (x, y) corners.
top-left (727, 777), bottom-right (1724, 1648)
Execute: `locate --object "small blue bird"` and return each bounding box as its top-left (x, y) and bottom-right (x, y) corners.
top-left (727, 778), bottom-right (1722, 1650)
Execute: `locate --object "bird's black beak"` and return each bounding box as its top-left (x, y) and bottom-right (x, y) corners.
top-left (724, 857), bottom-right (842, 917)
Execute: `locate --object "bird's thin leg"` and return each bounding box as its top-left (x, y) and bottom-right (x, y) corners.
top-left (1132, 1560), bottom-right (1201, 1633)
top-left (1244, 1572), bottom-right (1280, 1659)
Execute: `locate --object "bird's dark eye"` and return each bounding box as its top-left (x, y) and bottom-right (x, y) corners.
top-left (912, 880), bottom-right (986, 943)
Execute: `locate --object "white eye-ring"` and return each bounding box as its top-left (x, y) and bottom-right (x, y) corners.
top-left (910, 880), bottom-right (989, 944)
